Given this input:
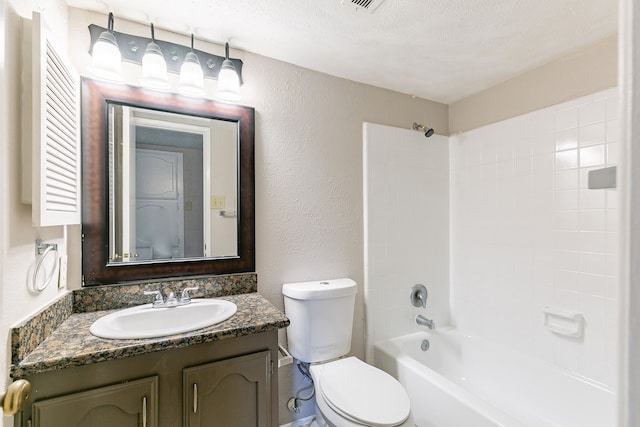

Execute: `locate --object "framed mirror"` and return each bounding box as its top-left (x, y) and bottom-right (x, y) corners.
top-left (81, 78), bottom-right (255, 285)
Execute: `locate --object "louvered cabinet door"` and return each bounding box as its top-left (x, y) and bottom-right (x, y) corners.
top-left (31, 377), bottom-right (158, 427)
top-left (29, 11), bottom-right (81, 227)
top-left (183, 351), bottom-right (271, 427)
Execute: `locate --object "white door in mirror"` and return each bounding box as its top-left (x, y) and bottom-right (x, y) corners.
top-left (90, 299), bottom-right (237, 339)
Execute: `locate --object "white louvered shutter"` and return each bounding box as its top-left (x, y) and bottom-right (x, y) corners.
top-left (31, 11), bottom-right (81, 226)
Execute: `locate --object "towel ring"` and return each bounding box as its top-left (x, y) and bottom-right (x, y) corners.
top-left (33, 239), bottom-right (58, 292)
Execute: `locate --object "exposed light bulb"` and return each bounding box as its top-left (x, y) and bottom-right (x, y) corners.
top-left (216, 42), bottom-right (240, 101)
top-left (178, 35), bottom-right (205, 96)
top-left (88, 13), bottom-right (122, 81)
top-left (140, 24), bottom-right (170, 90)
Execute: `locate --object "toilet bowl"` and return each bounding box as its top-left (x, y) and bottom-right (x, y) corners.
top-left (309, 357), bottom-right (414, 427)
top-left (282, 279), bottom-right (414, 427)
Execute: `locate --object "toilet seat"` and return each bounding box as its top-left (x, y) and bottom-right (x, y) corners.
top-left (312, 357), bottom-right (410, 427)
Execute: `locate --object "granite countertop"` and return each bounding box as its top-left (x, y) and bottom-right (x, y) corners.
top-left (11, 292), bottom-right (289, 378)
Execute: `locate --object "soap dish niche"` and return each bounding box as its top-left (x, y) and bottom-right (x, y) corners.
top-left (543, 306), bottom-right (585, 338)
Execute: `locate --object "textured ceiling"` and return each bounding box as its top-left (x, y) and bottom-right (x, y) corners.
top-left (66, 0), bottom-right (618, 103)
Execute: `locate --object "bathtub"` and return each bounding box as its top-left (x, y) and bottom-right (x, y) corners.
top-left (374, 328), bottom-right (616, 427)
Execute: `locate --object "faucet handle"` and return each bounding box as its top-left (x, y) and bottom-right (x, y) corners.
top-left (180, 286), bottom-right (200, 304)
top-left (410, 284), bottom-right (428, 308)
top-left (144, 290), bottom-right (164, 307)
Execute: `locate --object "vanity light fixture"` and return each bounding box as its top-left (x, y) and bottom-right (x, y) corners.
top-left (216, 42), bottom-right (241, 101)
top-left (140, 23), bottom-right (170, 90)
top-left (88, 13), bottom-right (122, 81)
top-left (178, 34), bottom-right (205, 96)
top-left (87, 17), bottom-right (244, 100)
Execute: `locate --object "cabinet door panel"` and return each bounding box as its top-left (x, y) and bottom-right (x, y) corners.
top-left (32, 376), bottom-right (158, 427)
top-left (184, 351), bottom-right (271, 427)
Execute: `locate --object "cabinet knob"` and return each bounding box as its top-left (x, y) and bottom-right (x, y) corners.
top-left (1, 379), bottom-right (31, 415)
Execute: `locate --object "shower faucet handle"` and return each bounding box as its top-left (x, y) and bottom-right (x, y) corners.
top-left (410, 284), bottom-right (428, 308)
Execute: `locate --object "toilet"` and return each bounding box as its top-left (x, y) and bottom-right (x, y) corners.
top-left (283, 278), bottom-right (414, 427)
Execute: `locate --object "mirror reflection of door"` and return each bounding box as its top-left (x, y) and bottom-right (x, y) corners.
top-left (131, 121), bottom-right (209, 259)
top-left (135, 149), bottom-right (185, 260)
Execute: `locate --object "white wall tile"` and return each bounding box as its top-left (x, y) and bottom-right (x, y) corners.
top-left (579, 99), bottom-right (606, 126)
top-left (556, 169), bottom-right (579, 190)
top-left (450, 89), bottom-right (618, 389)
top-left (556, 149), bottom-right (579, 169)
top-left (555, 107), bottom-right (579, 131)
top-left (579, 294), bottom-right (608, 384)
top-left (364, 123), bottom-right (449, 359)
top-left (580, 211), bottom-right (607, 231)
top-left (579, 122), bottom-right (606, 147)
top-left (555, 190), bottom-right (580, 211)
top-left (605, 95), bottom-right (619, 120)
top-left (579, 252), bottom-right (607, 276)
top-left (579, 273), bottom-right (608, 297)
top-left (553, 250), bottom-right (580, 271)
top-left (580, 189), bottom-right (607, 210)
top-left (606, 119), bottom-right (619, 143)
top-left (579, 145), bottom-right (606, 167)
top-left (606, 142), bottom-right (618, 164)
top-left (579, 231), bottom-right (607, 253)
top-left (556, 128), bottom-right (579, 151)
top-left (554, 269), bottom-right (580, 292)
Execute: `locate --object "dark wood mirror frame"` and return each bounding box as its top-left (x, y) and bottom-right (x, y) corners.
top-left (81, 78), bottom-right (255, 286)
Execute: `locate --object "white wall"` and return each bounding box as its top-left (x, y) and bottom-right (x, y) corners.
top-left (450, 87), bottom-right (619, 388)
top-left (363, 123), bottom-right (450, 361)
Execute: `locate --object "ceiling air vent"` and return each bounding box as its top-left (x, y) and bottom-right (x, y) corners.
top-left (341, 0), bottom-right (386, 13)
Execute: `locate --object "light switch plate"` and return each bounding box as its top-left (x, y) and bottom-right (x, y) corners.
top-left (211, 196), bottom-right (225, 209)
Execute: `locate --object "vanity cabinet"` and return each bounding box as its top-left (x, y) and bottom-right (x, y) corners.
top-left (32, 377), bottom-right (158, 427)
top-left (15, 331), bottom-right (278, 427)
top-left (184, 350), bottom-right (271, 427)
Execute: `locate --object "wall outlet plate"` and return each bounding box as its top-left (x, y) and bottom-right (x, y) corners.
top-left (58, 254), bottom-right (68, 289)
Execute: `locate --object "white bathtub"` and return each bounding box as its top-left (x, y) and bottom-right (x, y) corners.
top-left (374, 328), bottom-right (616, 427)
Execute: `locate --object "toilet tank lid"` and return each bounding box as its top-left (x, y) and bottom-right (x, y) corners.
top-left (282, 278), bottom-right (357, 300)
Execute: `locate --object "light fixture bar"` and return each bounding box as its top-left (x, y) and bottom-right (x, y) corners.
top-left (88, 24), bottom-right (243, 83)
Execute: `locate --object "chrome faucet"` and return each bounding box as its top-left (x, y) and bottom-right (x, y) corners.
top-left (144, 286), bottom-right (199, 308)
top-left (416, 314), bottom-right (435, 329)
top-left (180, 287), bottom-right (199, 304)
top-left (143, 290), bottom-right (165, 307)
top-left (410, 284), bottom-right (428, 308)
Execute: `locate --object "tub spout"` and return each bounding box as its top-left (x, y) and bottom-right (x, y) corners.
top-left (416, 314), bottom-right (435, 329)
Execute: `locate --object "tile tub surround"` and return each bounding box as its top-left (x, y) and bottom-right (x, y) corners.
top-left (450, 88), bottom-right (618, 387)
top-left (11, 292), bottom-right (289, 378)
top-left (10, 273), bottom-right (262, 371)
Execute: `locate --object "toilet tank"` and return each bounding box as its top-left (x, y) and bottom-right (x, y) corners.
top-left (282, 278), bottom-right (357, 363)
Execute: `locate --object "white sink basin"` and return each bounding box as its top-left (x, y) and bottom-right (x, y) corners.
top-left (90, 299), bottom-right (237, 339)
